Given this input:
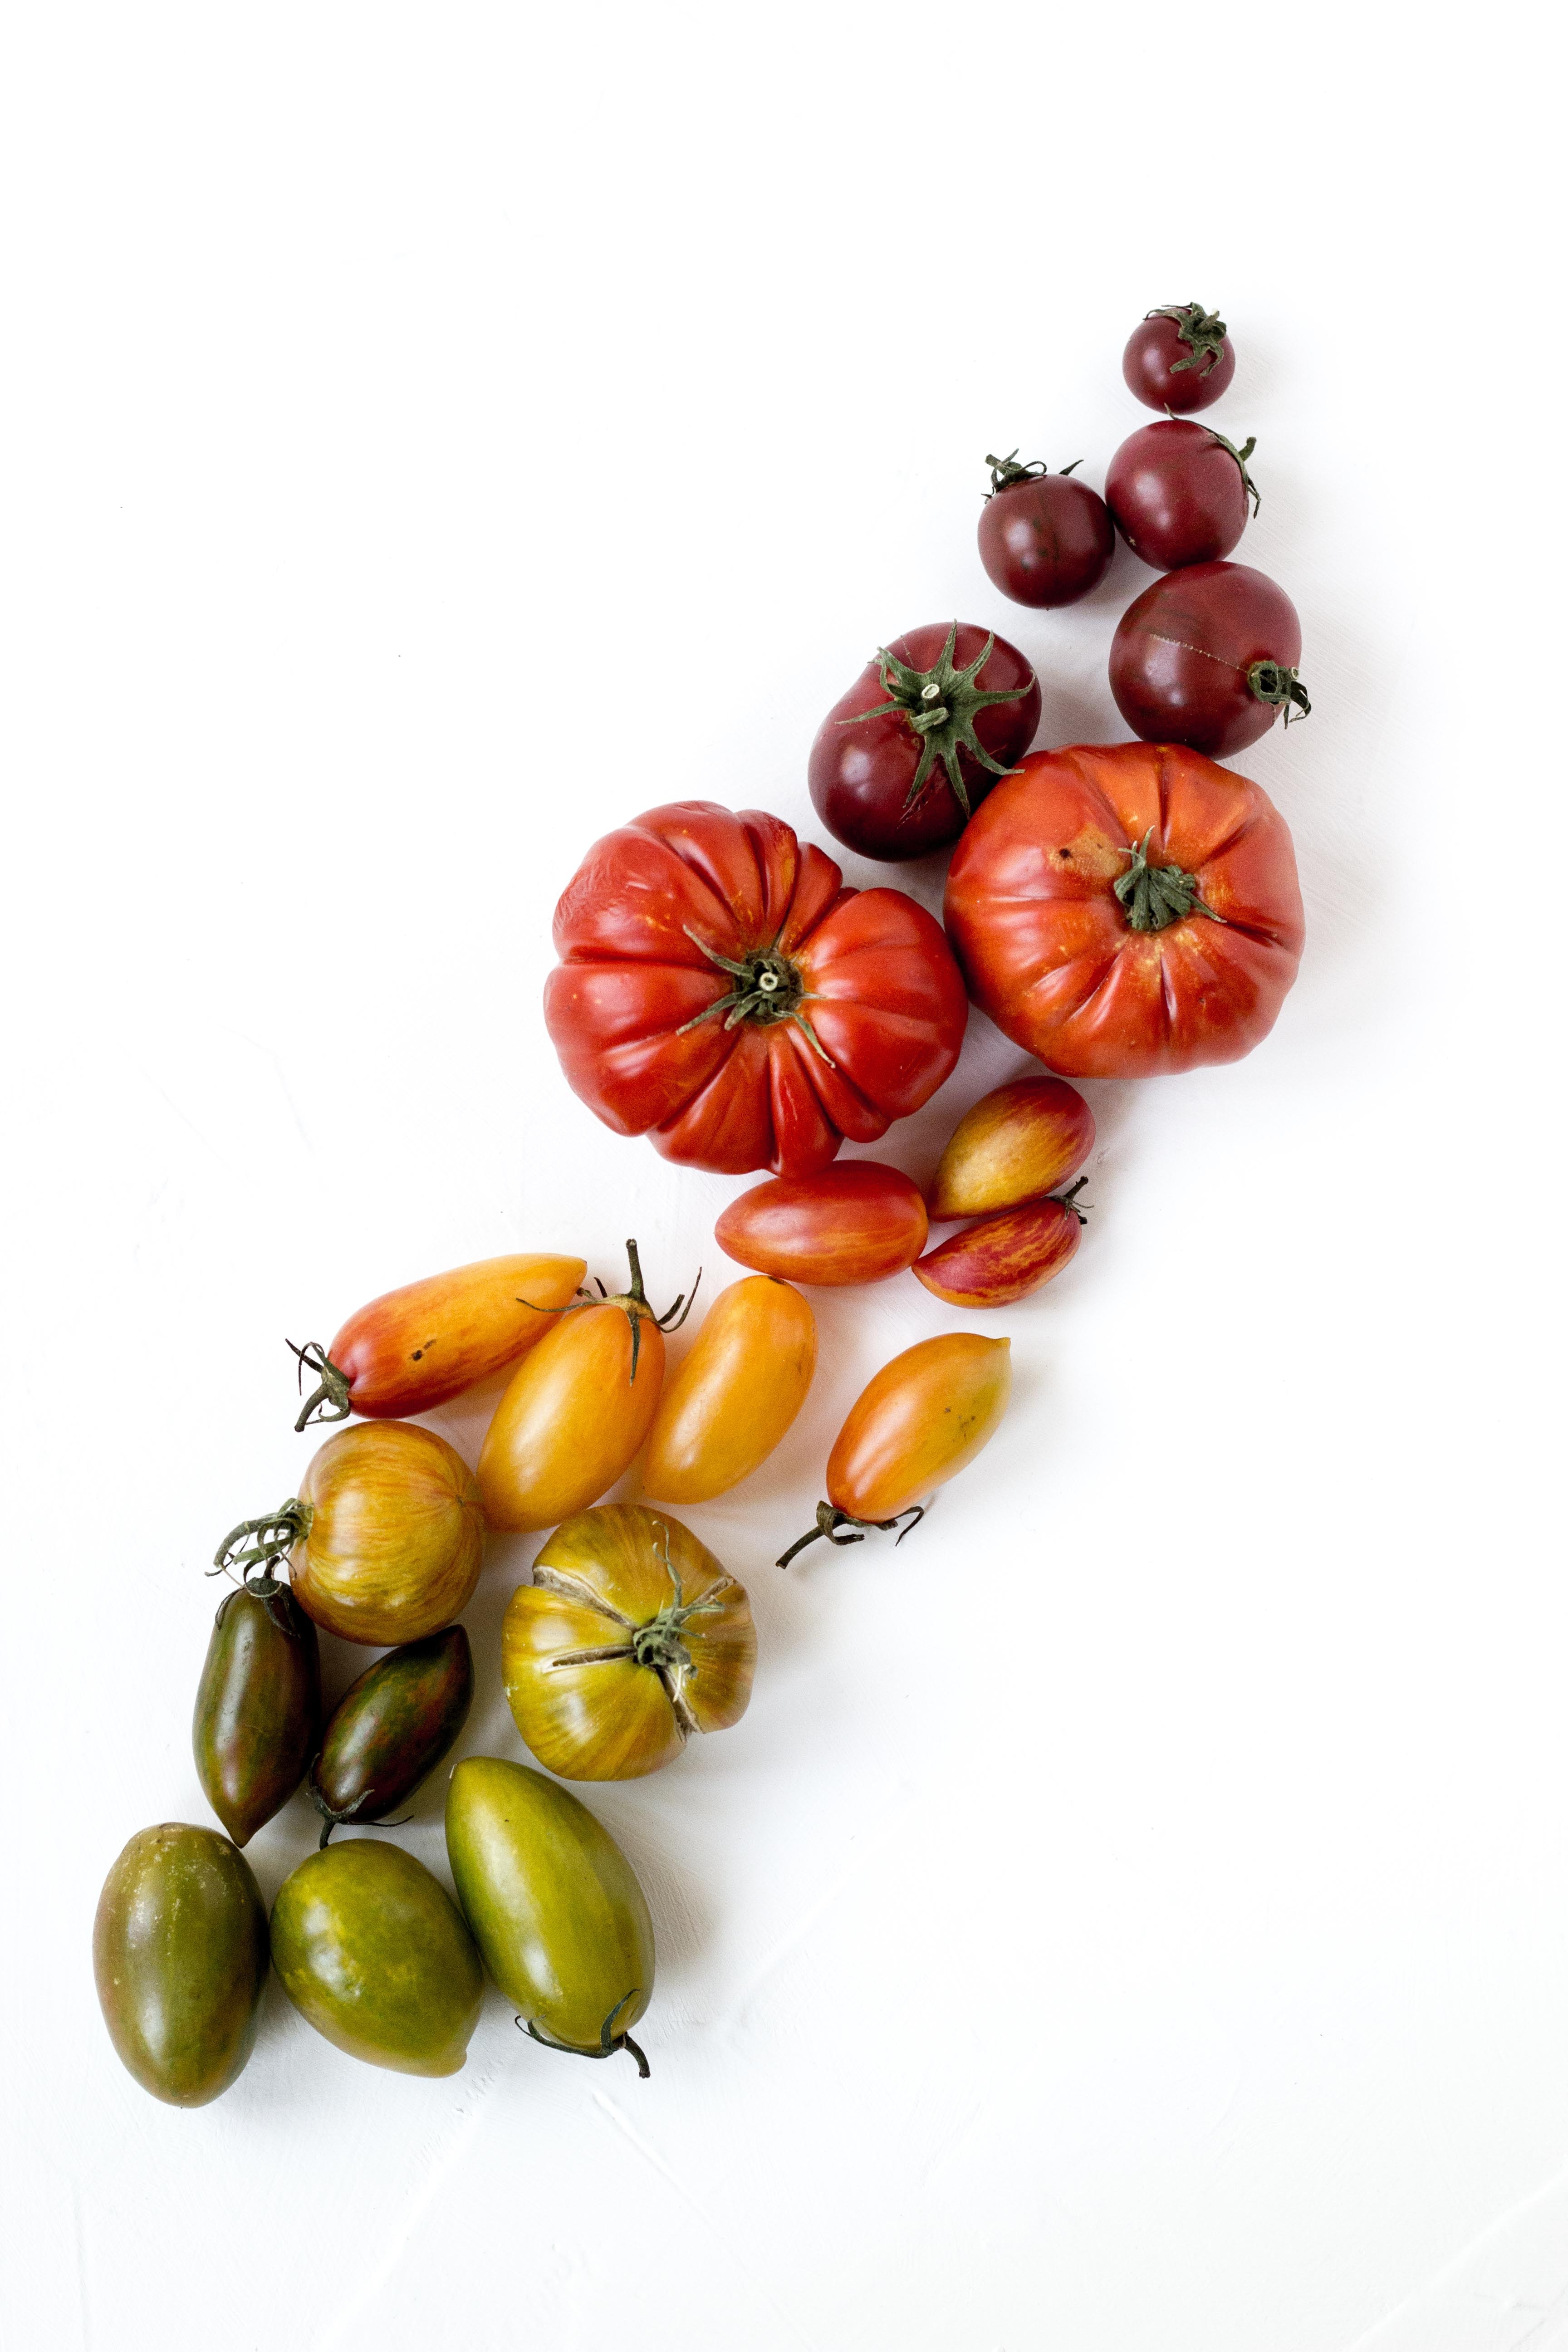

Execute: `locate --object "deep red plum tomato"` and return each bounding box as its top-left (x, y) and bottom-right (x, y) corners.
top-left (1109, 562), bottom-right (1310, 758)
top-left (807, 621), bottom-right (1040, 862)
top-left (1104, 421), bottom-right (1259, 572)
top-left (1122, 304), bottom-right (1235, 414)
top-left (976, 452), bottom-right (1114, 610)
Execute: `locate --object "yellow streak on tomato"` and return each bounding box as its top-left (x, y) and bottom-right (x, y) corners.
top-left (828, 1333), bottom-right (1012, 1524)
top-left (292, 1421), bottom-right (484, 1645)
top-left (477, 1303), bottom-right (665, 1532)
top-left (927, 1077), bottom-right (1093, 1219)
top-left (642, 1277), bottom-right (817, 1504)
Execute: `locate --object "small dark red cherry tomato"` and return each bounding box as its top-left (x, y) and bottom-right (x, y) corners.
top-left (1105, 421), bottom-right (1259, 571)
top-left (1109, 561), bottom-right (1310, 758)
top-left (976, 452), bottom-right (1114, 609)
top-left (808, 621), bottom-right (1040, 862)
top-left (1122, 304), bottom-right (1235, 414)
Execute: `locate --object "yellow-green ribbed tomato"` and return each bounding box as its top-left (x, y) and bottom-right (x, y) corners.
top-left (446, 1756), bottom-right (656, 2075)
top-left (270, 1840), bottom-right (483, 2077)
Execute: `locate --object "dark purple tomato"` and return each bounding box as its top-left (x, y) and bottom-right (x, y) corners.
top-left (1108, 561), bottom-right (1310, 758)
top-left (976, 452), bottom-right (1115, 608)
top-left (1122, 304), bottom-right (1235, 414)
top-left (1105, 420), bottom-right (1259, 571)
top-left (808, 620), bottom-right (1040, 861)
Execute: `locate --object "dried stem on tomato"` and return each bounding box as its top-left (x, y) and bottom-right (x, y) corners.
top-left (516, 1238), bottom-right (697, 1383)
top-left (775, 1499), bottom-right (926, 1570)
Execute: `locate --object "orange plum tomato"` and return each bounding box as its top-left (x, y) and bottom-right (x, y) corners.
top-left (715, 1162), bottom-right (927, 1287)
top-left (914, 1186), bottom-right (1088, 1307)
top-left (642, 1277), bottom-right (816, 1504)
top-left (927, 1076), bottom-right (1093, 1219)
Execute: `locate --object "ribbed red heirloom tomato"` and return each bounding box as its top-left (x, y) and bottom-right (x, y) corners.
top-left (944, 743), bottom-right (1304, 1079)
top-left (1104, 421), bottom-right (1259, 572)
top-left (1109, 562), bottom-right (1310, 758)
top-left (546, 802), bottom-right (967, 1176)
top-left (976, 454), bottom-right (1114, 609)
top-left (1122, 303), bottom-right (1235, 413)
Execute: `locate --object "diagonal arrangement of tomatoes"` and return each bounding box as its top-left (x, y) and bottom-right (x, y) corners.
top-left (98, 291), bottom-right (1315, 2110)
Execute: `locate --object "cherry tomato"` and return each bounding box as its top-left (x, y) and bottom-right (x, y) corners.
top-left (808, 622), bottom-right (1040, 861)
top-left (643, 1277), bottom-right (816, 1504)
top-left (214, 1420), bottom-right (485, 1646)
top-left (503, 1504), bottom-right (755, 1780)
top-left (777, 1333), bottom-right (1012, 1566)
top-left (976, 453), bottom-right (1115, 608)
top-left (914, 1184), bottom-right (1088, 1307)
top-left (289, 1252), bottom-right (586, 1430)
top-left (928, 1076), bottom-right (1093, 1219)
top-left (1104, 420), bottom-right (1259, 571)
top-left (1122, 303), bottom-right (1235, 413)
top-left (716, 1162), bottom-right (927, 1286)
top-left (478, 1241), bottom-right (692, 1532)
top-left (1110, 561), bottom-right (1310, 757)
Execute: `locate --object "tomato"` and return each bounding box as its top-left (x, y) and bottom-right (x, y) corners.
top-left (215, 1419), bottom-right (485, 1646)
top-left (270, 1841), bottom-right (484, 2078)
top-left (446, 1756), bottom-right (656, 2074)
top-left (777, 1333), bottom-right (1012, 1566)
top-left (289, 1252), bottom-right (587, 1430)
top-left (808, 622), bottom-right (1040, 861)
top-left (94, 1825), bottom-right (270, 2106)
top-left (944, 743), bottom-right (1304, 1079)
top-left (928, 1075), bottom-right (1093, 1219)
top-left (503, 1504), bottom-right (755, 1779)
top-left (1109, 560), bottom-right (1310, 756)
top-left (309, 1626), bottom-right (473, 1845)
top-left (1104, 420), bottom-right (1259, 572)
top-left (546, 801), bottom-right (967, 1175)
top-left (976, 454), bottom-right (1115, 608)
top-left (478, 1240), bottom-right (691, 1532)
top-left (715, 1162), bottom-right (927, 1286)
top-left (643, 1276), bottom-right (816, 1503)
top-left (192, 1584), bottom-right (321, 1846)
top-left (914, 1184), bottom-right (1088, 1306)
top-left (1122, 303), bottom-right (1235, 413)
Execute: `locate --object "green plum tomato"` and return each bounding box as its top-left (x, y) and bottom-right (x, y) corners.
top-left (309, 1626), bottom-right (473, 1845)
top-left (192, 1584), bottom-right (322, 1845)
top-left (270, 1840), bottom-right (483, 2077)
top-left (93, 1824), bottom-right (269, 2106)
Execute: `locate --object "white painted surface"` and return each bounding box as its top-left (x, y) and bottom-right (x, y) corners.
top-left (2, 6), bottom-right (1559, 2347)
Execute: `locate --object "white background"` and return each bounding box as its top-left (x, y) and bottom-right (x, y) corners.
top-left (2, 6), bottom-right (1561, 2348)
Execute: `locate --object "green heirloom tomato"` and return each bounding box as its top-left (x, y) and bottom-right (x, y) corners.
top-left (270, 1841), bottom-right (483, 2077)
top-left (309, 1625), bottom-right (473, 1846)
top-left (446, 1756), bottom-right (655, 2074)
top-left (193, 1584), bottom-right (322, 1845)
top-left (93, 1824), bottom-right (269, 2106)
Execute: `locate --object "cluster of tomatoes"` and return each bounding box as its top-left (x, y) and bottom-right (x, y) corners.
top-left (93, 300), bottom-right (1311, 2109)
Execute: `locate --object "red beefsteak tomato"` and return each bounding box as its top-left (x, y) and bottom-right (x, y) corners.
top-left (546, 802), bottom-right (968, 1176)
top-left (944, 744), bottom-right (1303, 1079)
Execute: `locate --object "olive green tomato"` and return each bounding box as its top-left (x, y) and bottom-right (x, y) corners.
top-left (270, 1841), bottom-right (483, 2077)
top-left (193, 1583), bottom-right (322, 1846)
top-left (446, 1756), bottom-right (655, 2070)
top-left (93, 1824), bottom-right (269, 2107)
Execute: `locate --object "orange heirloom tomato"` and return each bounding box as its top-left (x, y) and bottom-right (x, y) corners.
top-left (289, 1253), bottom-right (587, 1430)
top-left (928, 1077), bottom-right (1093, 1219)
top-left (715, 1162), bottom-right (928, 1286)
top-left (914, 1185), bottom-right (1088, 1306)
top-left (477, 1242), bottom-right (693, 1534)
top-left (215, 1421), bottom-right (485, 1646)
top-left (642, 1277), bottom-right (816, 1504)
top-left (503, 1504), bottom-right (755, 1779)
top-left (777, 1333), bottom-right (1012, 1566)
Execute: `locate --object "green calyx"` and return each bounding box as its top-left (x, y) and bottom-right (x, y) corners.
top-left (519, 1990), bottom-right (650, 2078)
top-left (775, 1499), bottom-right (926, 1570)
top-left (1113, 831), bottom-right (1225, 933)
top-left (518, 1239), bottom-right (697, 1384)
top-left (1248, 661), bottom-right (1313, 725)
top-left (288, 1338), bottom-right (352, 1432)
top-left (1149, 302), bottom-right (1228, 375)
top-left (1203, 426), bottom-right (1261, 516)
top-left (843, 620), bottom-right (1035, 820)
top-left (209, 1498), bottom-right (314, 1623)
top-left (984, 449), bottom-right (1083, 497)
top-left (676, 927), bottom-right (836, 1069)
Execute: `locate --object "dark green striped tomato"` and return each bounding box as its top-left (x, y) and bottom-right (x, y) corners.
top-left (309, 1625), bottom-right (473, 1845)
top-left (93, 1824), bottom-right (269, 2106)
top-left (193, 1585), bottom-right (321, 1845)
top-left (270, 1840), bottom-right (483, 2077)
top-left (446, 1757), bottom-right (655, 2073)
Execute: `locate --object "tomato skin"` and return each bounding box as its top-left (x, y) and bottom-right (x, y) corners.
top-left (504, 1504), bottom-right (755, 1779)
top-left (1110, 561), bottom-right (1306, 756)
top-left (546, 801), bottom-right (967, 1175)
top-left (94, 1824), bottom-right (269, 2107)
top-left (479, 1301), bottom-right (664, 1532)
top-left (828, 1334), bottom-right (1012, 1524)
top-left (1104, 421), bottom-right (1252, 571)
top-left (1122, 308), bottom-right (1235, 413)
top-left (808, 624), bottom-right (1041, 860)
top-left (270, 1842), bottom-right (484, 2078)
top-left (914, 1199), bottom-right (1082, 1306)
top-left (643, 1277), bottom-right (816, 1503)
top-left (289, 1421), bottom-right (484, 1644)
top-left (977, 473), bottom-right (1115, 608)
top-left (309, 1626), bottom-right (473, 1841)
top-left (192, 1586), bottom-right (321, 1846)
top-left (944, 743), bottom-right (1304, 1079)
top-left (715, 1163), bottom-right (928, 1286)
top-left (929, 1076), bottom-right (1093, 1218)
top-left (310, 1254), bottom-right (587, 1422)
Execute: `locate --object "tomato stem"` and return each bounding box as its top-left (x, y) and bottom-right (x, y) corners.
top-left (1112, 831), bottom-right (1225, 933)
top-left (518, 1990), bottom-right (650, 2078)
top-left (209, 1500), bottom-right (314, 1625)
top-left (984, 450), bottom-right (1083, 497)
top-left (840, 620), bottom-right (1035, 820)
top-left (1056, 1175), bottom-right (1091, 1226)
top-left (288, 1338), bottom-right (353, 1432)
top-left (1148, 301), bottom-right (1228, 375)
top-left (775, 1499), bottom-right (926, 1569)
top-left (1200, 426), bottom-right (1261, 516)
top-left (518, 1240), bottom-right (699, 1384)
top-left (676, 926), bottom-right (838, 1068)
top-left (1247, 660), bottom-right (1312, 725)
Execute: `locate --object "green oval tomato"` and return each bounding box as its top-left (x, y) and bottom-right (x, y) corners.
top-left (446, 1756), bottom-right (655, 2071)
top-left (270, 1840), bottom-right (483, 2077)
top-left (193, 1584), bottom-right (322, 1845)
top-left (93, 1823), bottom-right (269, 2106)
top-left (310, 1625), bottom-right (472, 1845)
